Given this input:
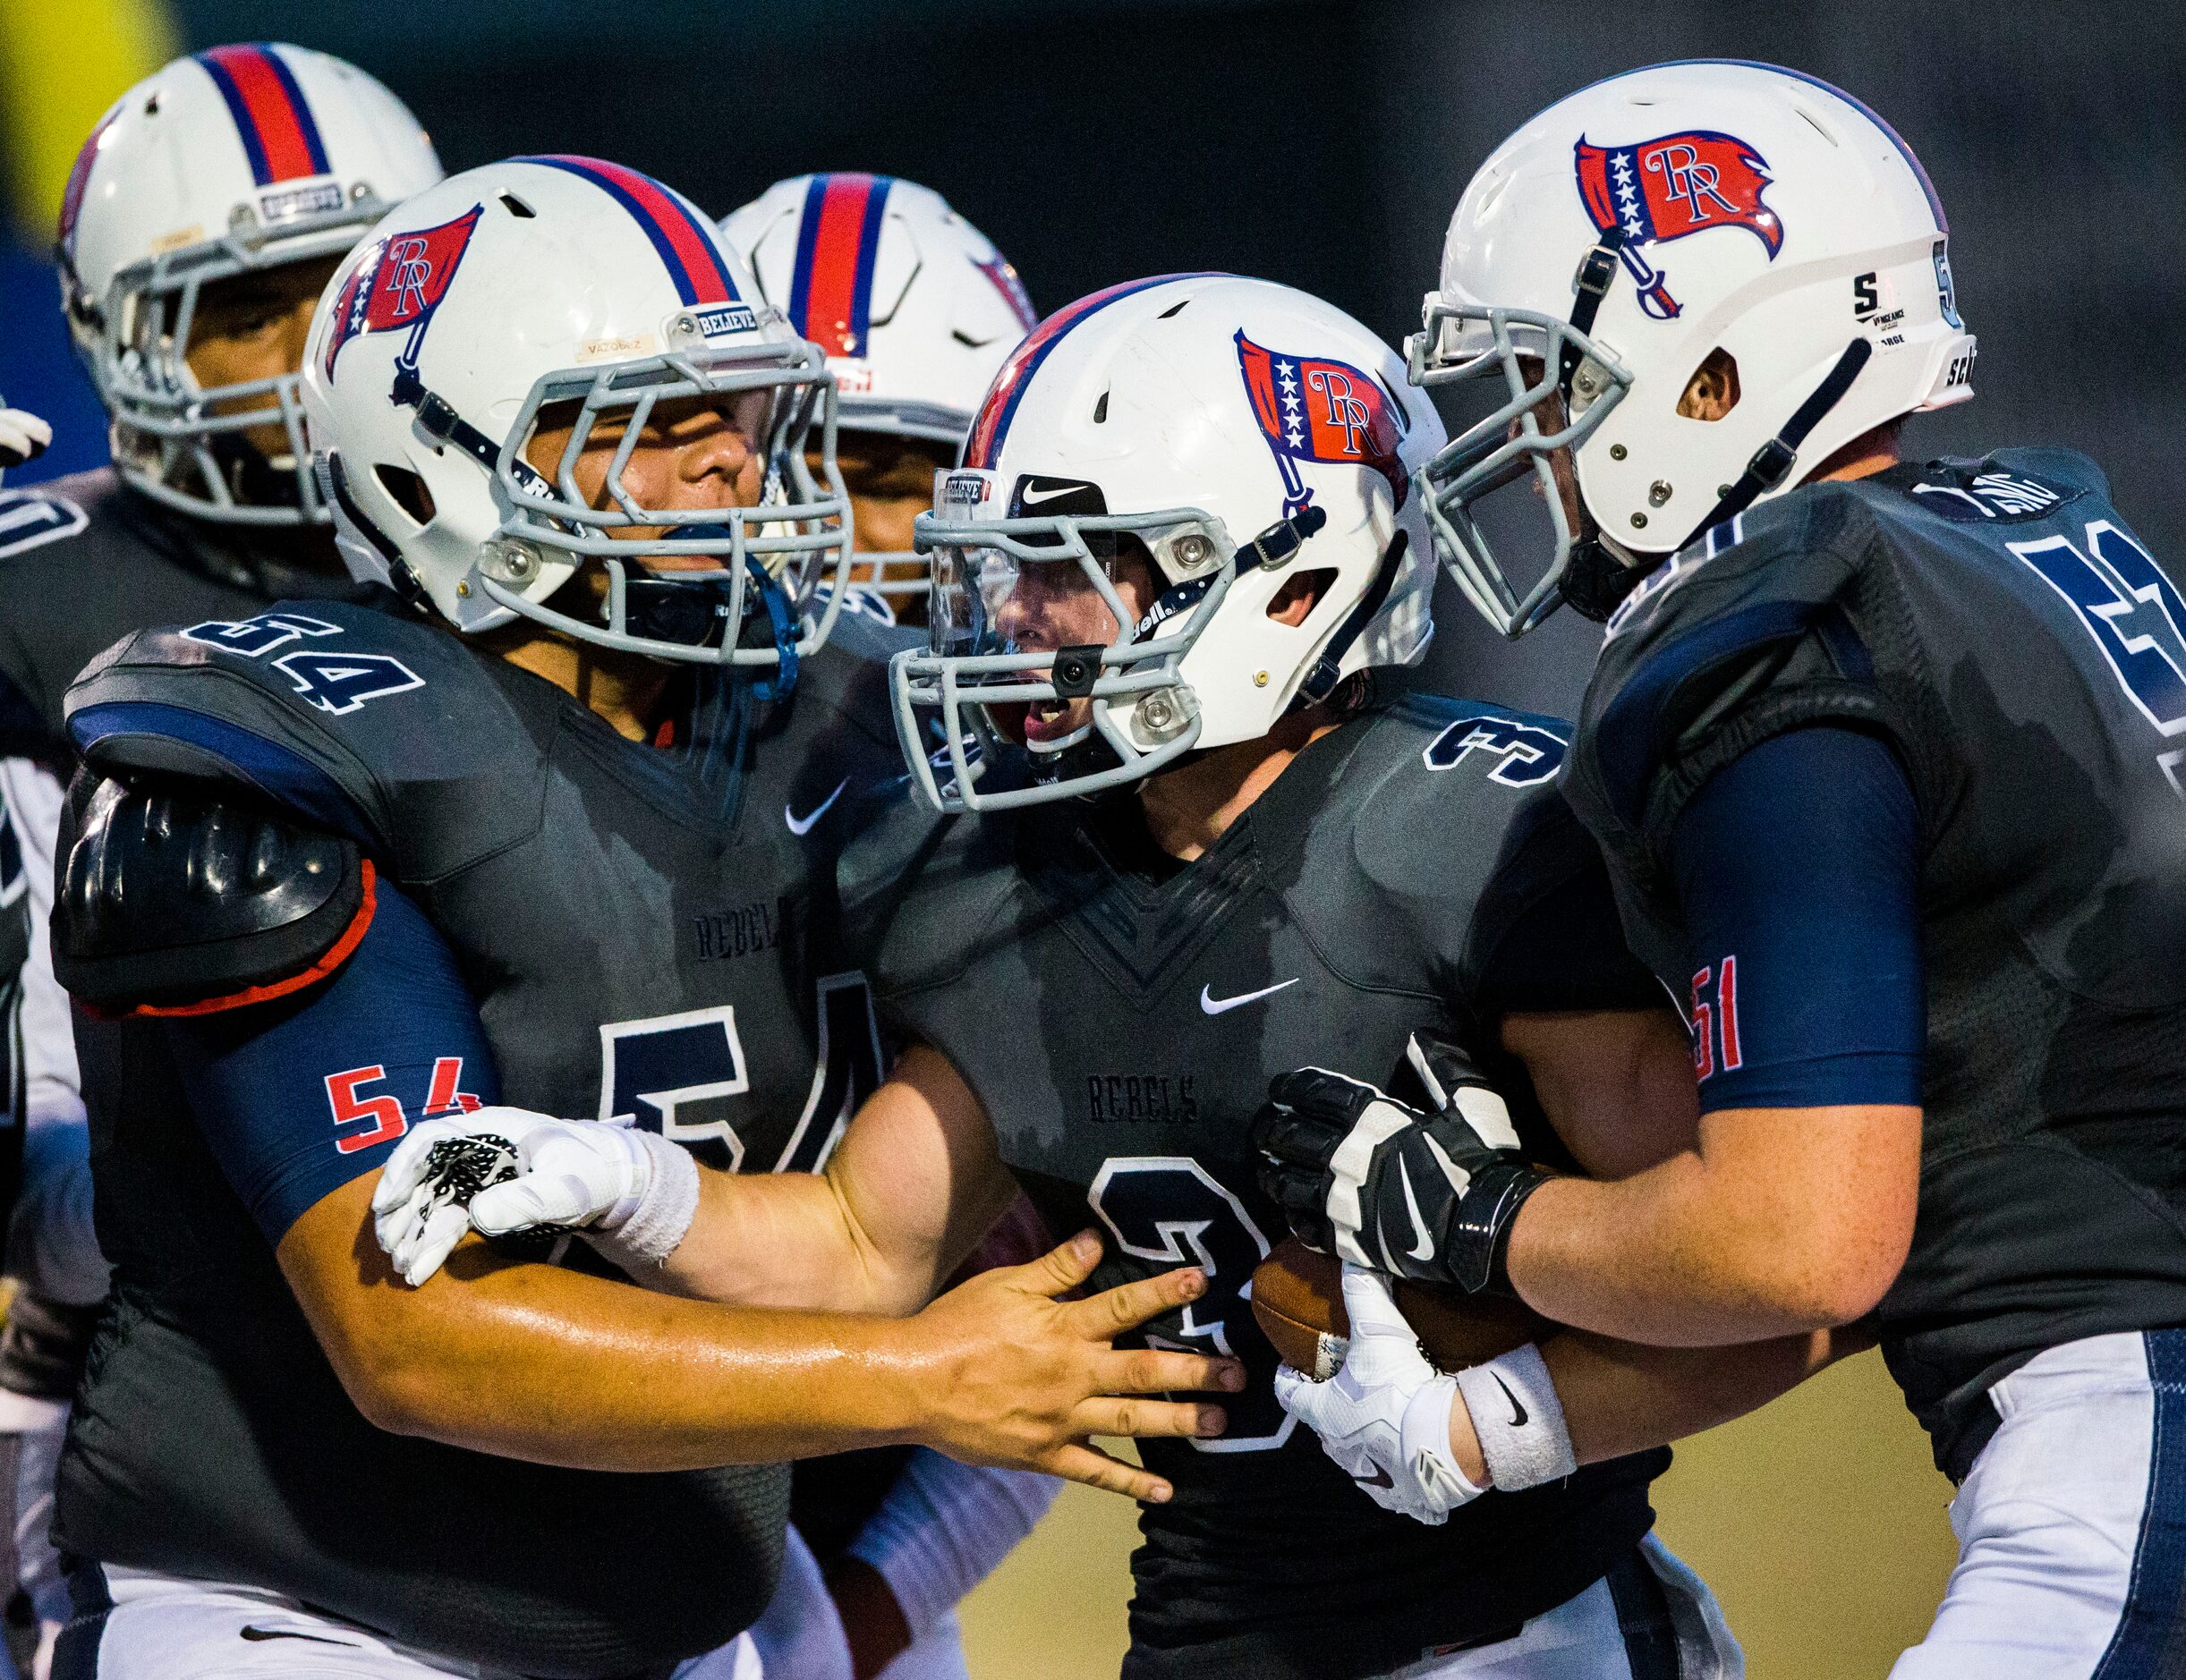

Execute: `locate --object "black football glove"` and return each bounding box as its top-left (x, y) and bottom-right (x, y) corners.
top-left (1250, 1032), bottom-right (1551, 1294)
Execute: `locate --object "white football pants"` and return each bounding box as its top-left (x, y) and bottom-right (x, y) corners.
top-left (54, 1565), bottom-right (761, 1680)
top-left (1893, 1329), bottom-right (2186, 1678)
top-left (1378, 1535), bottom-right (1740, 1679)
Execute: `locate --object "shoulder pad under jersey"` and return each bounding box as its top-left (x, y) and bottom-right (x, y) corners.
top-left (53, 769), bottom-right (369, 1015)
top-left (837, 781), bottom-right (1018, 999)
top-left (1574, 473), bottom-right (1916, 844)
top-left (64, 598), bottom-right (544, 879)
top-left (1291, 696), bottom-right (1595, 992)
top-left (0, 468), bottom-right (264, 756)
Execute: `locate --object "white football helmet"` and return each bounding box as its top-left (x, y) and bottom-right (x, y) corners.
top-left (59, 42), bottom-right (443, 524)
top-left (301, 157), bottom-right (850, 670)
top-left (897, 274), bottom-right (1444, 812)
top-left (721, 174), bottom-right (1035, 601)
top-left (1413, 59), bottom-right (1977, 636)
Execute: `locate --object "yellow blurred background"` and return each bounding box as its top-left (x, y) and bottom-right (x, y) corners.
top-left (960, 1349), bottom-right (1959, 1678)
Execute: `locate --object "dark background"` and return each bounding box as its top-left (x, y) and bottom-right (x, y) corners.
top-left (11, 0), bottom-right (2182, 715)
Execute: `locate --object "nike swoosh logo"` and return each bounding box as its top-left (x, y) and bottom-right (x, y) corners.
top-left (784, 777), bottom-right (850, 836)
top-left (240, 1627), bottom-right (360, 1647)
top-left (1198, 977), bottom-right (1300, 1016)
top-left (1398, 1156), bottom-right (1435, 1262)
top-left (1354, 1463), bottom-right (1395, 1490)
top-left (1017, 484), bottom-right (1082, 505)
top-left (1494, 1373), bottom-right (1528, 1428)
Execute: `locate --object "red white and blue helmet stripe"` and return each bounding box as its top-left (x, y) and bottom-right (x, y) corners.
top-left (965, 273), bottom-right (1226, 469)
top-left (193, 45), bottom-right (331, 186)
top-left (58, 104), bottom-right (122, 253)
top-left (786, 173), bottom-right (893, 356)
top-left (518, 155), bottom-right (741, 309)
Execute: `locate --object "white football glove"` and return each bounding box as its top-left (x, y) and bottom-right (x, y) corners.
top-left (370, 1107), bottom-right (697, 1287)
top-left (1272, 1264), bottom-right (1484, 1525)
top-left (0, 408), bottom-right (50, 471)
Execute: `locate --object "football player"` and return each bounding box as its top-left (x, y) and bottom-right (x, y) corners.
top-left (722, 173), bottom-right (1039, 622)
top-left (0, 43), bottom-right (441, 1670)
top-left (723, 171), bottom-right (1054, 1680)
top-left (44, 161), bottom-right (1238, 1680)
top-left (371, 275), bottom-right (1816, 1678)
top-left (1254, 59), bottom-right (2186, 1676)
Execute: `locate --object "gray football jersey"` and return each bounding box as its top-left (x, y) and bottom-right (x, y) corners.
top-left (0, 467), bottom-right (374, 761)
top-left (1567, 447), bottom-right (2186, 1476)
top-left (59, 599), bottom-right (906, 1676)
top-left (842, 685), bottom-right (1669, 1680)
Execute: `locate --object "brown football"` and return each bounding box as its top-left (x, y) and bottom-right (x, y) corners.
top-left (1250, 1235), bottom-right (1554, 1379)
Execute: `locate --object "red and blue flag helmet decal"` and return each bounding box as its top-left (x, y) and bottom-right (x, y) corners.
top-left (787, 173), bottom-right (893, 355)
top-left (965, 273), bottom-right (1224, 470)
top-left (1235, 330), bottom-right (1408, 515)
top-left (319, 204), bottom-right (482, 382)
top-left (193, 45), bottom-right (331, 186)
top-left (1573, 131), bottom-right (1782, 320)
top-left (516, 155), bottom-right (742, 311)
top-left (58, 104), bottom-right (122, 254)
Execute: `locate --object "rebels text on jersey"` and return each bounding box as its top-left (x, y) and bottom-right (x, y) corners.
top-left (841, 682), bottom-right (1672, 1680)
top-left (1565, 447), bottom-right (2186, 1478)
top-left (57, 600), bottom-right (906, 1676)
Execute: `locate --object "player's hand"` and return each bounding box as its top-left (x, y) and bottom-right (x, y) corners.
top-left (0, 408), bottom-right (50, 470)
top-left (907, 1229), bottom-right (1246, 1504)
top-left (1274, 1265), bottom-right (1484, 1525)
top-left (1251, 1032), bottom-right (1549, 1293)
top-left (371, 1107), bottom-right (660, 1286)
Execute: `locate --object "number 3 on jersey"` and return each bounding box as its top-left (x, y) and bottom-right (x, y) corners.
top-left (1088, 1158), bottom-right (1292, 1451)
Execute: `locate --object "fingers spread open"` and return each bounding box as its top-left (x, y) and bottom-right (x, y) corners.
top-left (1043, 1442), bottom-right (1174, 1504)
top-left (1092, 1345), bottom-right (1243, 1396)
top-left (1074, 1396), bottom-right (1229, 1441)
top-left (1067, 1266), bottom-right (1206, 1339)
top-left (1018, 1231), bottom-right (1104, 1299)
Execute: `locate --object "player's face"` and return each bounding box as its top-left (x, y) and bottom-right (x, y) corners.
top-left (986, 539), bottom-right (1159, 748)
top-left (826, 430), bottom-right (953, 619)
top-left (523, 392), bottom-right (771, 572)
top-left (184, 253), bottom-right (344, 459)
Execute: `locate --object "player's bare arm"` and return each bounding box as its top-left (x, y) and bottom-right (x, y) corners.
top-left (1506, 1006), bottom-right (1920, 1342)
top-left (294, 1167), bottom-right (1235, 1499)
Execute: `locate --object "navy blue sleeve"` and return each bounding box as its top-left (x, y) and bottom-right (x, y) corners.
top-left (161, 878), bottom-right (500, 1243)
top-left (1670, 725), bottom-right (1924, 1112)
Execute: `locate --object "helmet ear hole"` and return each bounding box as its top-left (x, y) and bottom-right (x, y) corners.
top-left (374, 462), bottom-right (437, 526)
top-left (1267, 567), bottom-right (1338, 628)
top-left (1676, 347), bottom-right (1741, 422)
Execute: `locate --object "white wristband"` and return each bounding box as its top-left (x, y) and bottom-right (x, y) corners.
top-left (583, 1131), bottom-right (700, 1275)
top-left (1452, 1343), bottom-right (1577, 1491)
top-left (846, 1449), bottom-right (1060, 1638)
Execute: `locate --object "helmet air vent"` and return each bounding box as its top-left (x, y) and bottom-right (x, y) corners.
top-left (498, 191), bottom-right (535, 218)
top-left (1093, 390), bottom-right (1109, 423)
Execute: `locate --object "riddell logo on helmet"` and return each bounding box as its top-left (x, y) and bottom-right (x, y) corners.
top-left (1573, 132), bottom-right (1783, 319)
